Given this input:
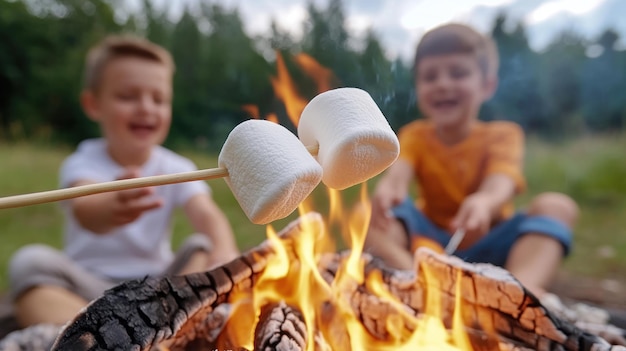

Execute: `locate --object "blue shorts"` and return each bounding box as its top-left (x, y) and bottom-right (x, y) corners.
top-left (392, 198), bottom-right (572, 267)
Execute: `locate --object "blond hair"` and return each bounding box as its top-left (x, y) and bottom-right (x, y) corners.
top-left (413, 23), bottom-right (499, 80)
top-left (83, 35), bottom-right (175, 92)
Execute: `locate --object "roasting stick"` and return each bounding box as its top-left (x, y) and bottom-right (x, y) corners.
top-left (0, 144), bottom-right (319, 210)
top-left (444, 229), bottom-right (466, 255)
top-left (0, 168), bottom-right (228, 210)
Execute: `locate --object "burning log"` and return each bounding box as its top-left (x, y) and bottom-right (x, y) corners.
top-left (50, 214), bottom-right (312, 351)
top-left (254, 301), bottom-right (307, 351)
top-left (320, 249), bottom-right (625, 351)
top-left (50, 214), bottom-right (626, 351)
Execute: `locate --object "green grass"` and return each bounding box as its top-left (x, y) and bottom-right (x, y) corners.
top-left (521, 134), bottom-right (626, 278)
top-left (0, 135), bottom-right (625, 292)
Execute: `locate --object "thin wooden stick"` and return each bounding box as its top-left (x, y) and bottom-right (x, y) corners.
top-left (0, 144), bottom-right (319, 210)
top-left (0, 167), bottom-right (229, 210)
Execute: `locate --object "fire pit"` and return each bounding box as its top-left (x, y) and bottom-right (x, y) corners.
top-left (50, 212), bottom-right (625, 351)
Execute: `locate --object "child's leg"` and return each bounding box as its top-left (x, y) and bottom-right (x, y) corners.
top-left (178, 250), bottom-right (213, 275)
top-left (505, 192), bottom-right (579, 298)
top-left (9, 244), bottom-right (115, 327)
top-left (363, 216), bottom-right (413, 270)
top-left (164, 233), bottom-right (214, 276)
top-left (14, 286), bottom-right (87, 327)
top-left (362, 199), bottom-right (445, 271)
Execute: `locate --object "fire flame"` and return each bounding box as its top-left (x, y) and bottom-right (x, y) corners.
top-left (295, 53), bottom-right (336, 93)
top-left (223, 188), bottom-right (476, 350)
top-left (242, 52), bottom-right (337, 127)
top-left (227, 54), bottom-right (477, 350)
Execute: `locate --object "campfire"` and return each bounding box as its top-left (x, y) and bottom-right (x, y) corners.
top-left (51, 208), bottom-right (623, 351)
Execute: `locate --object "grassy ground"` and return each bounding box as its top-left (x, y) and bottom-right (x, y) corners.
top-left (0, 135), bottom-right (625, 298)
top-left (522, 134), bottom-right (626, 279)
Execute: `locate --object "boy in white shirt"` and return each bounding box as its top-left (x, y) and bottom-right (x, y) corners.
top-left (8, 35), bottom-right (240, 327)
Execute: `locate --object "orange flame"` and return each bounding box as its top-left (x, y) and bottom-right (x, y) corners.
top-left (223, 186), bottom-right (477, 350)
top-left (241, 104), bottom-right (260, 119)
top-left (241, 52), bottom-right (336, 127)
top-left (266, 112), bottom-right (279, 123)
top-left (295, 53), bottom-right (336, 93)
top-left (271, 52), bottom-right (309, 127)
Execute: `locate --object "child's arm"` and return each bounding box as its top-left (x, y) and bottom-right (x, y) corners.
top-left (452, 122), bottom-right (524, 245)
top-left (71, 168), bottom-right (163, 234)
top-left (184, 194), bottom-right (239, 268)
top-left (451, 174), bottom-right (516, 243)
top-left (370, 159), bottom-right (414, 230)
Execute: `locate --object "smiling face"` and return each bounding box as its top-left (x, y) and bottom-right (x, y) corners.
top-left (416, 53), bottom-right (496, 141)
top-left (82, 57), bottom-right (172, 165)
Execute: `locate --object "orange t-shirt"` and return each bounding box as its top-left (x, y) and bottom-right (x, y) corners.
top-left (398, 120), bottom-right (526, 230)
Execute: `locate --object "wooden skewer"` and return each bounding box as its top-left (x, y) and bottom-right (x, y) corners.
top-left (0, 145), bottom-right (319, 210)
top-left (0, 168), bottom-right (230, 210)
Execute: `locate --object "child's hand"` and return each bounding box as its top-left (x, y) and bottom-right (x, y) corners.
top-left (368, 160), bottom-right (412, 232)
top-left (370, 191), bottom-right (403, 231)
top-left (450, 193), bottom-right (492, 247)
top-left (110, 168), bottom-right (163, 226)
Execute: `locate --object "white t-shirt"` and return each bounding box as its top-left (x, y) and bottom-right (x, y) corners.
top-left (59, 138), bottom-right (210, 280)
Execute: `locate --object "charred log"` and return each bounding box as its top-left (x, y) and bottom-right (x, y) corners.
top-left (319, 248), bottom-right (625, 351)
top-left (51, 214), bottom-right (319, 351)
top-left (254, 301), bottom-right (307, 351)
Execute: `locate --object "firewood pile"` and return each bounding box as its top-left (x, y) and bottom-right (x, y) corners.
top-left (1, 214), bottom-right (624, 351)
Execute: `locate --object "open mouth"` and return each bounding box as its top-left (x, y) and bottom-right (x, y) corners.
top-left (433, 99), bottom-right (459, 109)
top-left (129, 123), bottom-right (157, 135)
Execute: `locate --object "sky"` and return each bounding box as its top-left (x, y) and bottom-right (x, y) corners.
top-left (127, 0), bottom-right (626, 62)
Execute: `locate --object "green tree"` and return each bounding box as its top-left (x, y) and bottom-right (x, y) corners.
top-left (357, 29), bottom-right (407, 129)
top-left (166, 2), bottom-right (273, 149)
top-left (168, 7), bottom-right (204, 146)
top-left (358, 30), bottom-right (392, 91)
top-left (268, 20), bottom-right (299, 53)
top-left (489, 15), bottom-right (546, 132)
top-left (0, 0), bottom-right (122, 143)
top-left (301, 0), bottom-right (359, 85)
top-left (0, 0), bottom-right (37, 139)
top-left (387, 58), bottom-right (418, 131)
top-left (4, 0), bottom-right (626, 144)
top-left (537, 31), bottom-right (587, 135)
top-left (142, 0), bottom-right (171, 47)
top-left (581, 29), bottom-right (626, 131)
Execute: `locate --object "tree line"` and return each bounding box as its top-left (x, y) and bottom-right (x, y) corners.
top-left (1, 0), bottom-right (625, 150)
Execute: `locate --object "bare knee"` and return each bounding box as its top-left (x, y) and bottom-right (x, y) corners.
top-left (9, 245), bottom-right (65, 299)
top-left (9, 245), bottom-right (62, 284)
top-left (364, 217), bottom-right (413, 269)
top-left (506, 234), bottom-right (564, 297)
top-left (364, 219), bottom-right (408, 248)
top-left (527, 192), bottom-right (579, 227)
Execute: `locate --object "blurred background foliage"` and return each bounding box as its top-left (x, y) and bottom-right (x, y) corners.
top-left (1, 0), bottom-right (625, 149)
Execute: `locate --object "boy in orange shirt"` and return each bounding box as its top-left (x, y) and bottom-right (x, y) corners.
top-left (365, 23), bottom-right (578, 299)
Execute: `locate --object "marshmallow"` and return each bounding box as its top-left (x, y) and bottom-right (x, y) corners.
top-left (298, 88), bottom-right (400, 190)
top-left (218, 120), bottom-right (323, 224)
